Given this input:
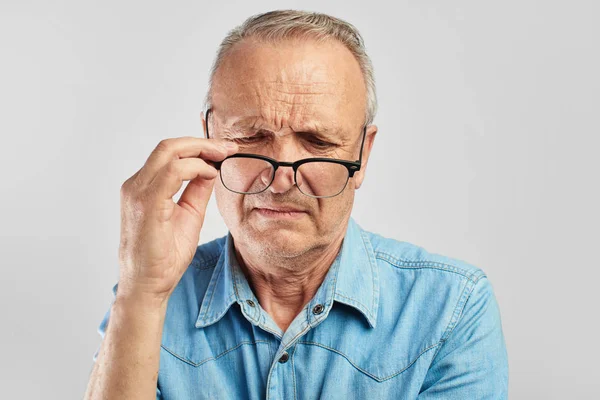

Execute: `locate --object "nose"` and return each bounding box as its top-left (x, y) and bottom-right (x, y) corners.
top-left (267, 164), bottom-right (295, 194)
top-left (265, 142), bottom-right (302, 194)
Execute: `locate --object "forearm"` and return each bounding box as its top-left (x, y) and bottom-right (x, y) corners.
top-left (84, 294), bottom-right (167, 399)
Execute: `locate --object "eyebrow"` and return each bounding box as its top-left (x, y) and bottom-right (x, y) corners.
top-left (228, 118), bottom-right (342, 140)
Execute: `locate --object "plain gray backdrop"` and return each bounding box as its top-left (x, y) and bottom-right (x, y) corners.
top-left (1, 0), bottom-right (598, 398)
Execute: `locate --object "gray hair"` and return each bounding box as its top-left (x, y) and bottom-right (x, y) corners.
top-left (204, 10), bottom-right (377, 125)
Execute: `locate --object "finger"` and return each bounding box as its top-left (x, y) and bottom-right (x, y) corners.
top-left (148, 157), bottom-right (219, 202)
top-left (138, 137), bottom-right (237, 187)
top-left (177, 173), bottom-right (217, 221)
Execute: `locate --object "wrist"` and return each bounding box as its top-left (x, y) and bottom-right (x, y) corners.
top-left (114, 287), bottom-right (170, 315)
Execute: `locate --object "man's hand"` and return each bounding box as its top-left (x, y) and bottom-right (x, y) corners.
top-left (84, 136), bottom-right (237, 400)
top-left (117, 136), bottom-right (238, 306)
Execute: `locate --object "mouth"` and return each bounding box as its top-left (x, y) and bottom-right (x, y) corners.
top-left (253, 207), bottom-right (307, 219)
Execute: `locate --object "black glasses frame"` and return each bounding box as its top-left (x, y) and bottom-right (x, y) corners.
top-left (204, 108), bottom-right (368, 198)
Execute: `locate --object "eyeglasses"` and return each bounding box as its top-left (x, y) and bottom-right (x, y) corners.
top-left (204, 108), bottom-right (367, 198)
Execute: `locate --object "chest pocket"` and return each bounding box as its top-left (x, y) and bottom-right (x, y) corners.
top-left (298, 305), bottom-right (443, 383)
top-left (160, 304), bottom-right (274, 368)
top-left (158, 305), bottom-right (276, 400)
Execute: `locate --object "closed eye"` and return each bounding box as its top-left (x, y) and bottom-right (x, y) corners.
top-left (232, 133), bottom-right (266, 144)
top-left (230, 132), bottom-right (337, 149)
top-left (305, 136), bottom-right (337, 149)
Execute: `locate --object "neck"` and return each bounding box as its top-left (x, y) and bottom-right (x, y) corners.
top-left (233, 233), bottom-right (344, 333)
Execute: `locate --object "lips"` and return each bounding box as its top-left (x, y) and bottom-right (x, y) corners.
top-left (254, 204), bottom-right (307, 213)
top-left (256, 207), bottom-right (306, 213)
top-left (253, 205), bottom-right (308, 219)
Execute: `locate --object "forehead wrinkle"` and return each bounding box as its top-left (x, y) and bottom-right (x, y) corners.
top-left (229, 114), bottom-right (344, 141)
top-left (214, 105), bottom-right (357, 144)
top-left (212, 45), bottom-right (364, 139)
top-left (245, 79), bottom-right (334, 89)
top-left (265, 80), bottom-right (336, 96)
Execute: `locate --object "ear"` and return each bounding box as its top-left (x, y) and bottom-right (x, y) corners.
top-left (200, 111), bottom-right (208, 138)
top-left (353, 124), bottom-right (378, 190)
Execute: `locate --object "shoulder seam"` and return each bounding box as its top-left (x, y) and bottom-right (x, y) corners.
top-left (433, 276), bottom-right (489, 357)
top-left (374, 251), bottom-right (486, 283)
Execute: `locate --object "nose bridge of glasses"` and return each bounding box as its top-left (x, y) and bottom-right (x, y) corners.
top-left (268, 160), bottom-right (297, 193)
top-left (277, 161), bottom-right (295, 168)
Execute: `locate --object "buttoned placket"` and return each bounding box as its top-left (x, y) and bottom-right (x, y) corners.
top-left (196, 221), bottom-right (379, 399)
top-left (192, 219), bottom-right (380, 400)
top-left (260, 254), bottom-right (342, 400)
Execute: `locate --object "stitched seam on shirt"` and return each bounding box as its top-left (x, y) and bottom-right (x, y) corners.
top-left (440, 277), bottom-right (481, 343)
top-left (198, 293), bottom-right (237, 327)
top-left (257, 319), bottom-right (283, 340)
top-left (297, 341), bottom-right (440, 382)
top-left (328, 251), bottom-right (341, 313)
top-left (233, 265), bottom-right (268, 329)
top-left (282, 319), bottom-right (311, 350)
top-left (375, 252), bottom-right (485, 282)
top-left (427, 278), bottom-right (479, 364)
top-left (292, 344), bottom-right (298, 400)
top-left (334, 293), bottom-right (374, 320)
top-left (231, 262), bottom-right (242, 300)
top-left (160, 340), bottom-right (270, 367)
top-left (303, 255), bottom-right (340, 333)
top-left (266, 326), bottom-right (300, 399)
top-left (193, 255), bottom-right (220, 270)
top-left (200, 260), bottom-right (225, 321)
top-left (268, 321), bottom-right (311, 400)
top-left (232, 262), bottom-right (259, 322)
top-left (360, 229), bottom-right (378, 318)
top-left (304, 255), bottom-right (339, 331)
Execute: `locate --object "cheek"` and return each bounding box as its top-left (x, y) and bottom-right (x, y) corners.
top-left (215, 183), bottom-right (245, 223)
top-left (316, 185), bottom-right (355, 226)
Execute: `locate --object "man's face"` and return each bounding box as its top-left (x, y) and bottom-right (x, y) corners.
top-left (206, 37), bottom-right (376, 260)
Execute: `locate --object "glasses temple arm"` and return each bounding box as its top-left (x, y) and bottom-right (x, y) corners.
top-left (357, 124), bottom-right (367, 165)
top-left (204, 108), bottom-right (212, 139)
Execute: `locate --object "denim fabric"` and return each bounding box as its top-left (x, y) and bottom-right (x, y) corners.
top-left (93, 217), bottom-right (508, 399)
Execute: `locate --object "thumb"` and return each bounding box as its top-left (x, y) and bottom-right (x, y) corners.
top-left (177, 174), bottom-right (217, 223)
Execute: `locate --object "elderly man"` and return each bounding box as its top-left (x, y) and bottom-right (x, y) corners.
top-left (85, 10), bottom-right (508, 400)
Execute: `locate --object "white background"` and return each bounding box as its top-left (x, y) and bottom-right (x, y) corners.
top-left (1, 0), bottom-right (598, 398)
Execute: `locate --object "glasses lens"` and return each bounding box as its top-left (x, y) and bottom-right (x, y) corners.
top-left (296, 161), bottom-right (350, 198)
top-left (220, 156), bottom-right (274, 194)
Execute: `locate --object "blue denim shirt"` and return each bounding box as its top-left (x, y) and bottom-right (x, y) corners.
top-left (93, 217), bottom-right (508, 399)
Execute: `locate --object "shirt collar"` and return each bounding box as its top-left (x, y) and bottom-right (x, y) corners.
top-left (195, 217), bottom-right (379, 329)
top-left (332, 217), bottom-right (380, 328)
top-left (194, 232), bottom-right (238, 328)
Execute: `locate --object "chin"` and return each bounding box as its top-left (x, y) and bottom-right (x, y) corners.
top-left (242, 221), bottom-right (315, 258)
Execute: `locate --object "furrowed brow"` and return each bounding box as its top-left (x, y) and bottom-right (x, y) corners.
top-left (225, 116), bottom-right (343, 141)
top-left (230, 117), bottom-right (260, 130)
top-left (296, 125), bottom-right (346, 142)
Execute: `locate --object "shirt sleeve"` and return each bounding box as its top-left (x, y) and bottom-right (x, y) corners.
top-left (92, 282), bottom-right (119, 363)
top-left (417, 276), bottom-right (509, 399)
top-left (92, 282), bottom-right (163, 399)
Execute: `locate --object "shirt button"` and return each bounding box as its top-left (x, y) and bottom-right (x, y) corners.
top-left (278, 351), bottom-right (289, 363)
top-left (312, 304), bottom-right (325, 315)
top-left (246, 300), bottom-right (255, 307)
